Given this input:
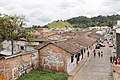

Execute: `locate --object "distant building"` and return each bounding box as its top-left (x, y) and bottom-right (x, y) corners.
top-left (117, 20), bottom-right (120, 26)
top-left (89, 26), bottom-right (110, 30)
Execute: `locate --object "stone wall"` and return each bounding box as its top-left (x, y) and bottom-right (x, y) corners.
top-left (0, 51), bottom-right (39, 80)
top-left (0, 58), bottom-right (5, 80)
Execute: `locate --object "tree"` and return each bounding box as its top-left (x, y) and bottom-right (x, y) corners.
top-left (67, 14), bottom-right (120, 28)
top-left (31, 25), bottom-right (41, 30)
top-left (43, 25), bottom-right (49, 28)
top-left (0, 14), bottom-right (35, 54)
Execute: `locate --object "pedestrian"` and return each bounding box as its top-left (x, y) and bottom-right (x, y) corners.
top-left (87, 52), bottom-right (89, 57)
top-left (115, 57), bottom-right (118, 65)
top-left (113, 55), bottom-right (115, 63)
top-left (118, 57), bottom-right (120, 65)
top-left (94, 50), bottom-right (95, 53)
top-left (94, 50), bottom-right (96, 57)
top-left (110, 56), bottom-right (113, 63)
top-left (98, 52), bottom-right (100, 57)
top-left (101, 51), bottom-right (103, 57)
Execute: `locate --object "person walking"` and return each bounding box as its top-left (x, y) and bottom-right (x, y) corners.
top-left (94, 50), bottom-right (96, 57)
top-left (87, 52), bottom-right (89, 57)
top-left (113, 55), bottom-right (116, 63)
top-left (115, 57), bottom-right (118, 65)
top-left (101, 51), bottom-right (103, 57)
top-left (110, 56), bottom-right (113, 63)
top-left (98, 52), bottom-right (100, 57)
top-left (118, 57), bottom-right (120, 65)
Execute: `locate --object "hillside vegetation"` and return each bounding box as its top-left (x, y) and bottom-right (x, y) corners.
top-left (67, 14), bottom-right (120, 28)
top-left (44, 20), bottom-right (73, 28)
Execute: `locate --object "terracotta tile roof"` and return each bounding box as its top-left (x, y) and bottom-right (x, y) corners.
top-left (47, 34), bottom-right (65, 41)
top-left (35, 41), bottom-right (50, 49)
top-left (35, 29), bottom-right (102, 53)
top-left (35, 38), bottom-right (48, 42)
top-left (88, 30), bottom-right (103, 39)
top-left (35, 40), bottom-right (83, 55)
top-left (36, 28), bottom-right (44, 33)
top-left (33, 31), bottom-right (41, 36)
top-left (71, 33), bottom-right (97, 47)
top-left (60, 32), bottom-right (76, 37)
top-left (54, 40), bottom-right (83, 55)
top-left (42, 32), bottom-right (56, 38)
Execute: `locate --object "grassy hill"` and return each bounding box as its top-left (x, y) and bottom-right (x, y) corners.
top-left (45, 20), bottom-right (73, 28)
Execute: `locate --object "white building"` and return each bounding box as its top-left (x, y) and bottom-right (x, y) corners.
top-left (0, 40), bottom-right (39, 56)
top-left (117, 20), bottom-right (120, 26)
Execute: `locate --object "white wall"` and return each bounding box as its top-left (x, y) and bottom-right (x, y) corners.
top-left (2, 40), bottom-right (11, 49)
top-left (78, 54), bottom-right (83, 63)
top-left (116, 28), bottom-right (120, 34)
top-left (67, 54), bottom-right (77, 73)
top-left (15, 41), bottom-right (26, 46)
top-left (117, 20), bottom-right (120, 26)
top-left (27, 46), bottom-right (35, 51)
top-left (2, 40), bottom-right (39, 51)
top-left (2, 40), bottom-right (26, 49)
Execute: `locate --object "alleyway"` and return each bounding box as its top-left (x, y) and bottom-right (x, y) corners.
top-left (69, 41), bottom-right (113, 80)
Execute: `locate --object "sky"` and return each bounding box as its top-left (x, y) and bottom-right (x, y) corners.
top-left (0, 0), bottom-right (120, 27)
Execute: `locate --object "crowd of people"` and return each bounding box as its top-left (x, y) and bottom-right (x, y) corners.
top-left (93, 50), bottom-right (103, 57)
top-left (110, 55), bottom-right (120, 65)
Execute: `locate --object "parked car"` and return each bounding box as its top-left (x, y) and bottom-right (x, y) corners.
top-left (98, 43), bottom-right (105, 47)
top-left (96, 44), bottom-right (100, 49)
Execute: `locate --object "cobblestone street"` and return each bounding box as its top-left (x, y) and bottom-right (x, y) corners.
top-left (70, 41), bottom-right (113, 80)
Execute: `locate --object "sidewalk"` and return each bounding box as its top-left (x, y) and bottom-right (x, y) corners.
top-left (112, 64), bottom-right (120, 80)
top-left (68, 54), bottom-right (92, 80)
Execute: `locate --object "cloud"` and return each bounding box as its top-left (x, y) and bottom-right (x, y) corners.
top-left (100, 0), bottom-right (120, 15)
top-left (0, 0), bottom-right (120, 27)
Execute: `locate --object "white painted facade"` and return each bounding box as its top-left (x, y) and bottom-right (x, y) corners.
top-left (1, 40), bottom-right (39, 55)
top-left (2, 40), bottom-right (26, 50)
top-left (67, 52), bottom-right (83, 73)
top-left (79, 54), bottom-right (83, 62)
top-left (116, 28), bottom-right (120, 34)
top-left (117, 20), bottom-right (120, 26)
top-left (66, 41), bottom-right (97, 73)
top-left (2, 40), bottom-right (39, 51)
top-left (89, 26), bottom-right (110, 32)
top-left (67, 54), bottom-right (76, 73)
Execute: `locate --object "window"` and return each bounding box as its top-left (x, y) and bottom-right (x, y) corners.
top-left (75, 55), bottom-right (77, 58)
top-left (84, 49), bottom-right (85, 53)
top-left (77, 53), bottom-right (80, 61)
top-left (78, 53), bottom-right (80, 57)
top-left (71, 56), bottom-right (74, 63)
top-left (20, 46), bottom-right (24, 50)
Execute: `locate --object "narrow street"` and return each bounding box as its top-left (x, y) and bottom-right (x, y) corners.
top-left (71, 41), bottom-right (113, 80)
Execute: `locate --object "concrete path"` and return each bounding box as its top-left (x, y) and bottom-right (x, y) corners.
top-left (69, 42), bottom-right (113, 80)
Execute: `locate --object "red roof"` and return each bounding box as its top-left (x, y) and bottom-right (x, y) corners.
top-left (19, 38), bottom-right (28, 41)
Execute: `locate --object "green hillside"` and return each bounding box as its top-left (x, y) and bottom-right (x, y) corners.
top-left (67, 14), bottom-right (120, 28)
top-left (45, 20), bottom-right (73, 28)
